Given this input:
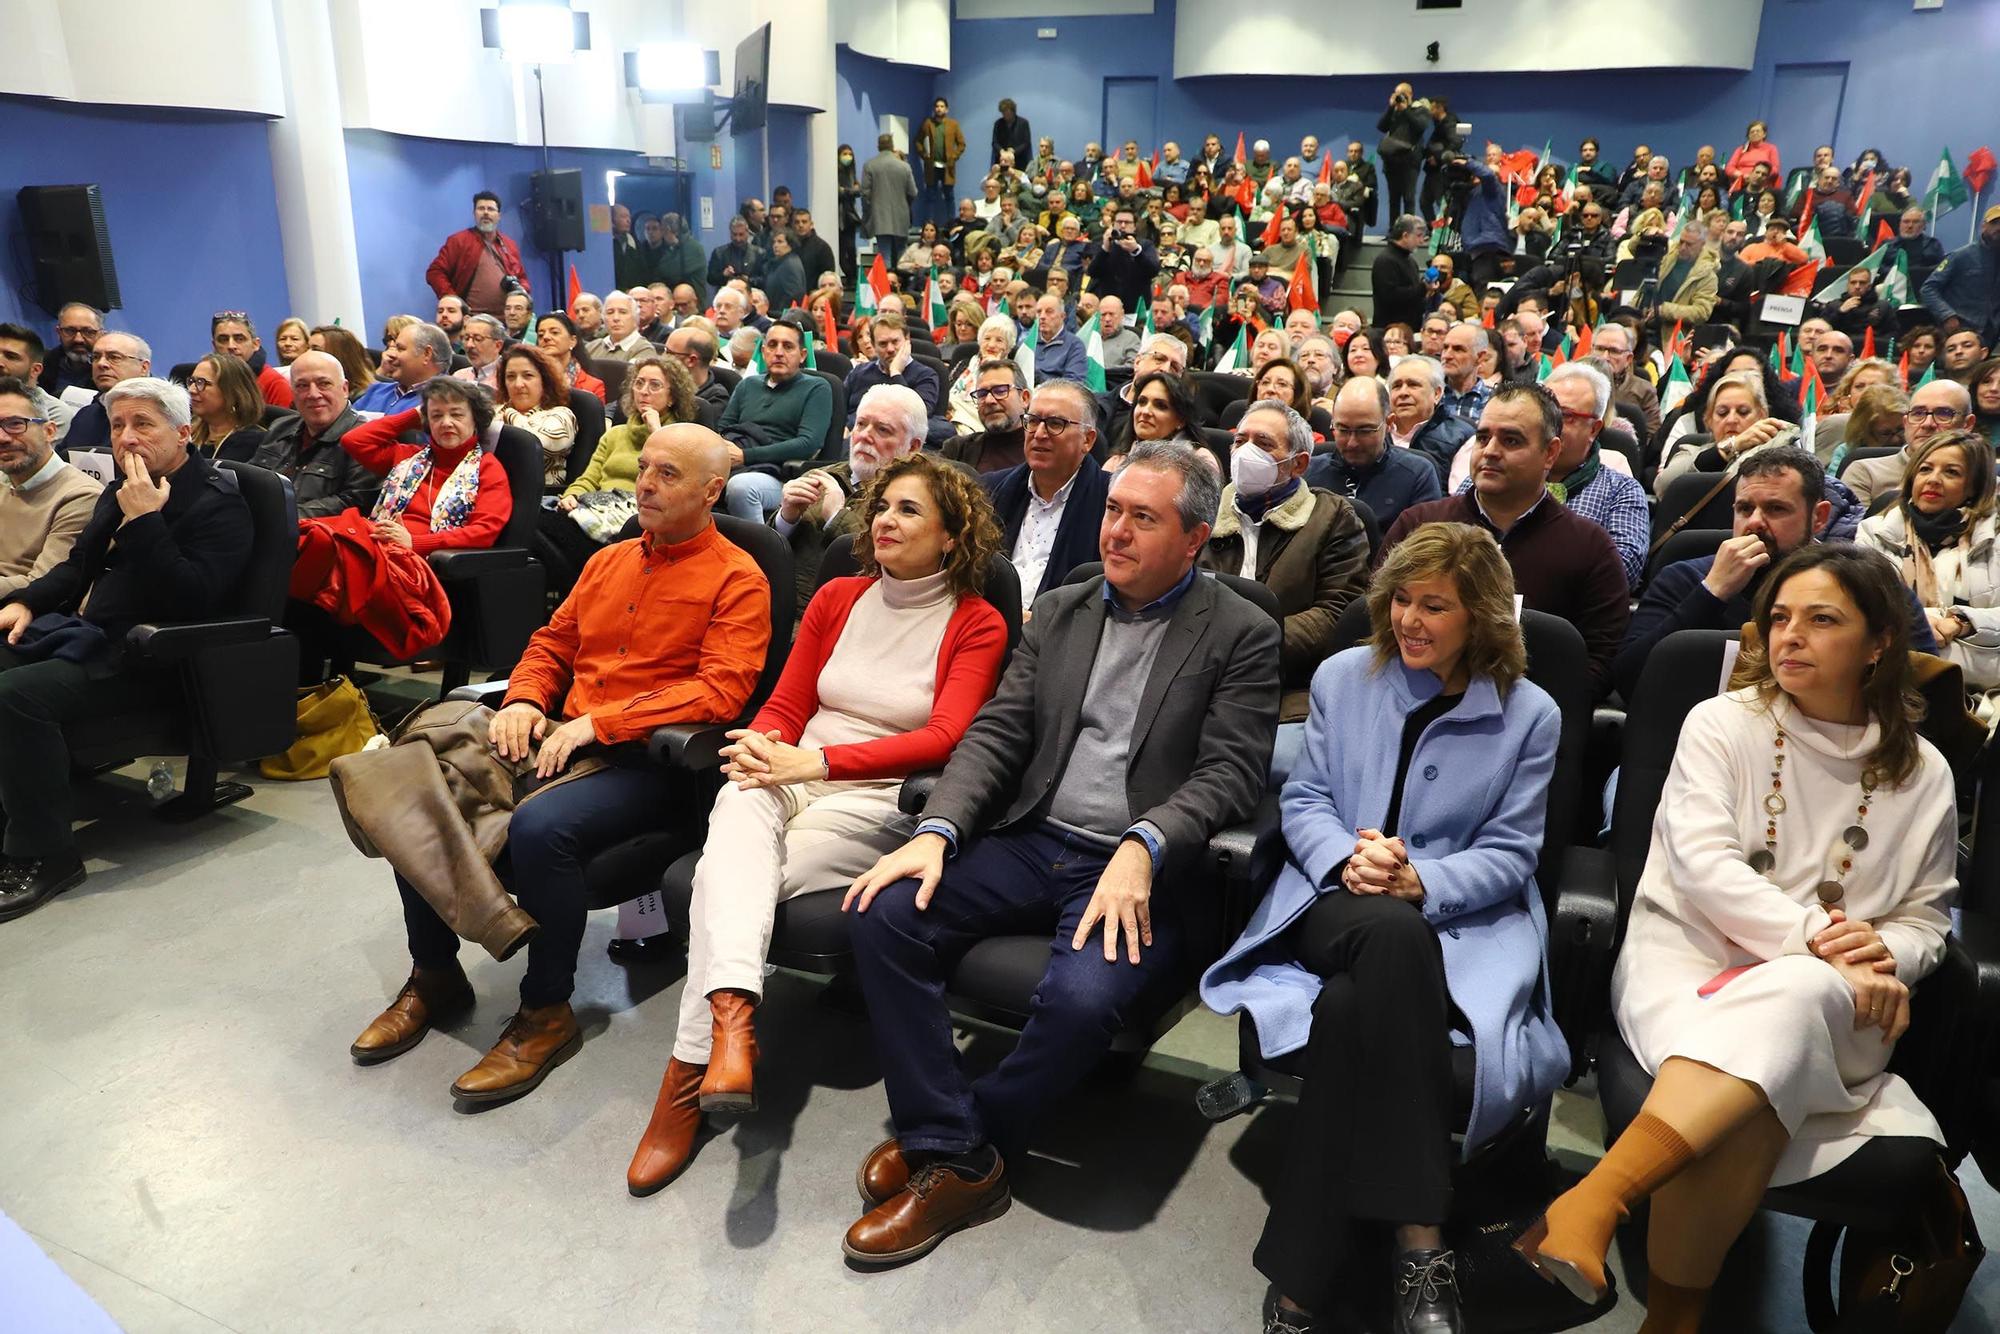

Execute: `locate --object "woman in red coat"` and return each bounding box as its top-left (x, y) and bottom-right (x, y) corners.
top-left (627, 452), bottom-right (1008, 1197)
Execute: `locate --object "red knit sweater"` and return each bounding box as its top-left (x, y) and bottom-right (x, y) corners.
top-left (751, 575), bottom-right (1008, 781)
top-left (339, 408), bottom-right (512, 555)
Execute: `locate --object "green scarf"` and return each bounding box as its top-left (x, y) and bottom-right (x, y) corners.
top-left (1548, 444), bottom-right (1602, 505)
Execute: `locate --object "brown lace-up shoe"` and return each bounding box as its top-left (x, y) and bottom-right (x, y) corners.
top-left (449, 1002), bottom-right (580, 1103)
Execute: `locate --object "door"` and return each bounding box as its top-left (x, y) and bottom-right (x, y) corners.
top-left (1102, 77), bottom-right (1158, 155)
top-left (1767, 62), bottom-right (1848, 170)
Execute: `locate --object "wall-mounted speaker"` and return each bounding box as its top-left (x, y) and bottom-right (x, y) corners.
top-left (529, 169), bottom-right (585, 252)
top-left (17, 184), bottom-right (121, 316)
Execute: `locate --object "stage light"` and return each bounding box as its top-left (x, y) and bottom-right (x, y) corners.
top-left (494, 0), bottom-right (577, 64)
top-left (635, 42), bottom-right (707, 94)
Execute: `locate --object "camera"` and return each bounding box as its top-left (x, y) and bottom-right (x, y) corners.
top-left (1630, 233), bottom-right (1669, 260)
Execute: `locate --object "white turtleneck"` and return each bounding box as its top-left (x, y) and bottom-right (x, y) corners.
top-left (797, 570), bottom-right (956, 780)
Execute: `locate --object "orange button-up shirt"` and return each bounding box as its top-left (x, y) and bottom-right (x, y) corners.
top-left (503, 522), bottom-right (770, 743)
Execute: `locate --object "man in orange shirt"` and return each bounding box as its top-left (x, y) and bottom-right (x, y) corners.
top-left (1738, 216), bottom-right (1808, 270)
top-left (350, 424), bottom-right (772, 1104)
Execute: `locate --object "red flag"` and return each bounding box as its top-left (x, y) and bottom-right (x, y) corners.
top-left (1777, 330), bottom-right (1790, 370)
top-left (1151, 148), bottom-right (1161, 173)
top-left (1285, 250), bottom-right (1316, 312)
top-left (566, 263), bottom-right (581, 309)
top-left (1232, 176), bottom-right (1257, 213)
top-left (1135, 155), bottom-right (1153, 189)
top-left (1233, 132), bottom-right (1246, 166)
top-left (1797, 187), bottom-right (1816, 232)
top-left (1780, 259), bottom-right (1822, 297)
top-left (1499, 148), bottom-right (1537, 185)
top-left (1967, 147), bottom-right (1998, 196)
top-left (1667, 320), bottom-right (1687, 362)
top-left (1861, 326), bottom-right (1876, 359)
top-left (1481, 305), bottom-right (1495, 329)
top-left (1572, 322), bottom-right (1593, 359)
top-left (1853, 170), bottom-right (1876, 217)
top-left (1261, 206), bottom-right (1284, 248)
top-left (1899, 348), bottom-right (1911, 389)
top-left (1318, 153), bottom-right (1333, 186)
top-left (818, 301), bottom-right (839, 355)
top-left (866, 253), bottom-right (892, 300)
top-left (1873, 215), bottom-right (1896, 247)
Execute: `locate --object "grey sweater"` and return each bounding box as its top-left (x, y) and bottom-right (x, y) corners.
top-left (1045, 601), bottom-right (1174, 841)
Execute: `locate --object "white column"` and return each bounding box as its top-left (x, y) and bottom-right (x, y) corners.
top-left (266, 0), bottom-right (366, 330)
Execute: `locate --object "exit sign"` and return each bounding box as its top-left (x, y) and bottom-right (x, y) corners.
top-left (1036, 26), bottom-right (1057, 38)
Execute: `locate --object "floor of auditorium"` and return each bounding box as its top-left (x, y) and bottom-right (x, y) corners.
top-left (4, 758), bottom-right (1998, 1333)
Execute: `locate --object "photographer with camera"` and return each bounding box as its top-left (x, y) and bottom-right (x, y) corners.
top-left (426, 190), bottom-right (531, 319)
top-left (1435, 147), bottom-right (1510, 295)
top-left (1375, 83), bottom-right (1432, 222)
top-left (1085, 205), bottom-right (1160, 312)
top-left (1419, 95), bottom-right (1464, 223)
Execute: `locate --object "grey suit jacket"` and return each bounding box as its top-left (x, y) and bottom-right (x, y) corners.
top-left (926, 570), bottom-right (1280, 960)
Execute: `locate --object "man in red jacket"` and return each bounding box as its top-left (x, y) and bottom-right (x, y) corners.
top-left (425, 190), bottom-right (531, 318)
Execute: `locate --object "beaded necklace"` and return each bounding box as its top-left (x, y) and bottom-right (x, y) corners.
top-left (1749, 722), bottom-right (1876, 907)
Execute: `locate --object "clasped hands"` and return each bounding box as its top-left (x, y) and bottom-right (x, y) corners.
top-left (719, 728), bottom-right (827, 790)
top-left (1813, 908), bottom-right (1910, 1043)
top-left (1340, 826), bottom-right (1424, 903)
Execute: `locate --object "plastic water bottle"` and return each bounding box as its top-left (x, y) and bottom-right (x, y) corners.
top-left (147, 760), bottom-right (176, 802)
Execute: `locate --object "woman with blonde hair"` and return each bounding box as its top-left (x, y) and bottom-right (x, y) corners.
top-left (945, 316), bottom-right (1019, 433)
top-left (272, 317), bottom-right (310, 369)
top-left (628, 452), bottom-right (1009, 1196)
top-left (1829, 382), bottom-right (1909, 473)
top-left (1857, 429), bottom-right (2000, 690)
top-left (1205, 521), bottom-right (1566, 1334)
top-left (1519, 545), bottom-right (1954, 1332)
top-left (1654, 368), bottom-right (1800, 496)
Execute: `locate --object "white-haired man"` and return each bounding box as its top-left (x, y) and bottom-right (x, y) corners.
top-left (586, 293), bottom-right (651, 364)
top-left (0, 377), bottom-right (253, 920)
top-left (771, 383), bottom-right (928, 612)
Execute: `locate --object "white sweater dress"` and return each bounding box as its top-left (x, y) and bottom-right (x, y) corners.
top-left (1612, 688), bottom-right (1958, 1186)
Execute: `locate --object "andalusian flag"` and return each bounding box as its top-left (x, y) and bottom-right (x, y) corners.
top-left (1811, 240), bottom-right (1911, 306)
top-left (1797, 358), bottom-right (1823, 451)
top-left (801, 330), bottom-right (818, 370)
top-left (1927, 147), bottom-right (1970, 216)
top-left (1913, 359), bottom-right (1937, 390)
top-left (1078, 313), bottom-right (1108, 392)
top-left (1195, 303), bottom-right (1215, 350)
top-left (1214, 322), bottom-right (1250, 373)
top-left (926, 266), bottom-right (948, 331)
top-left (1659, 354), bottom-right (1694, 415)
top-left (855, 253), bottom-right (890, 318)
top-left (1015, 320), bottom-right (1038, 389)
top-left (1879, 247), bottom-right (1913, 305)
top-left (1137, 298), bottom-right (1156, 337)
top-left (1798, 216), bottom-right (1827, 263)
top-left (748, 331), bottom-right (767, 376)
top-left (1768, 332), bottom-right (1789, 380)
top-left (1533, 352), bottom-right (1555, 382)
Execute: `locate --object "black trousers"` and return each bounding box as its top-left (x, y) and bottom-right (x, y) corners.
top-left (1465, 250), bottom-right (1508, 301)
top-left (1381, 156), bottom-right (1421, 224)
top-left (0, 645), bottom-right (169, 858)
top-left (1252, 890), bottom-right (1470, 1315)
top-left (535, 508), bottom-right (610, 597)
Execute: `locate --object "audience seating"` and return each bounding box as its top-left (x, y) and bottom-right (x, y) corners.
top-left (812, 349), bottom-right (852, 380)
top-left (909, 350), bottom-right (949, 388)
top-left (1189, 372), bottom-right (1252, 427)
top-left (330, 424), bottom-right (547, 694)
top-left (563, 387), bottom-right (606, 490)
top-left (710, 365), bottom-right (743, 394)
top-left (62, 461), bottom-right (301, 819)
top-left (1639, 527), bottom-right (1728, 592)
top-left (1837, 445), bottom-right (1899, 479)
top-left (1651, 471), bottom-right (1736, 542)
top-left (1588, 629), bottom-right (2000, 1262)
top-left (587, 357), bottom-right (627, 407)
top-left (448, 514), bottom-right (796, 912)
top-left (1218, 398), bottom-right (1335, 438)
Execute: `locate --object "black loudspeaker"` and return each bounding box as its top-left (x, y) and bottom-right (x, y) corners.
top-left (17, 184), bottom-right (121, 316)
top-left (529, 169), bottom-right (585, 252)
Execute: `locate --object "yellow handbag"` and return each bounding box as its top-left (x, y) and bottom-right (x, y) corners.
top-left (259, 676), bottom-right (382, 781)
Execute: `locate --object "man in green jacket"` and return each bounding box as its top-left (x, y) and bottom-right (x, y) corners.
top-left (717, 317), bottom-right (832, 522)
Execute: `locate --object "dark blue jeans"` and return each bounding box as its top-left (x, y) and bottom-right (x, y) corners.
top-left (398, 763), bottom-right (685, 1008)
top-left (847, 822), bottom-right (1189, 1158)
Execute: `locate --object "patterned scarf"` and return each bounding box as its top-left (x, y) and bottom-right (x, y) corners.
top-left (371, 444), bottom-right (483, 532)
top-left (1548, 444), bottom-right (1602, 506)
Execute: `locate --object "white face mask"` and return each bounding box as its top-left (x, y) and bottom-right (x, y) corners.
top-left (1231, 443), bottom-right (1282, 498)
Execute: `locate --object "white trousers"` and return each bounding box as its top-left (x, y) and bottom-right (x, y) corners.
top-left (674, 778), bottom-right (911, 1063)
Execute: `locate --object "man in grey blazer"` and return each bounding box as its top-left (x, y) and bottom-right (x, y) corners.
top-left (839, 441), bottom-right (1280, 1266)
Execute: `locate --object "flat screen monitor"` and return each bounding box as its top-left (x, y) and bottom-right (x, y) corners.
top-left (730, 23), bottom-right (770, 135)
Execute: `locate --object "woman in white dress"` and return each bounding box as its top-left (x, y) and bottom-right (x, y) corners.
top-left (1515, 544), bottom-right (1957, 1332)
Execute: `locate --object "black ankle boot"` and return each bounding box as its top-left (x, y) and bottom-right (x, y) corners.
top-left (1392, 1248), bottom-right (1463, 1334)
top-left (0, 853), bottom-right (86, 923)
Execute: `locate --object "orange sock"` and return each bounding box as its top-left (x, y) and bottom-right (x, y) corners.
top-left (1637, 1274), bottom-right (1709, 1334)
top-left (1540, 1114), bottom-right (1696, 1293)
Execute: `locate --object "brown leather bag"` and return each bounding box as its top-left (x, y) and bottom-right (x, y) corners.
top-left (1803, 1158), bottom-right (1985, 1332)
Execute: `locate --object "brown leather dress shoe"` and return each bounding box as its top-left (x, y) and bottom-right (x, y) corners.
top-left (450, 1002), bottom-right (581, 1104)
top-left (697, 990), bottom-right (758, 1113)
top-left (350, 967), bottom-right (474, 1065)
top-left (842, 1154), bottom-right (1010, 1265)
top-left (627, 1058), bottom-right (707, 1197)
top-left (857, 1137), bottom-right (910, 1206)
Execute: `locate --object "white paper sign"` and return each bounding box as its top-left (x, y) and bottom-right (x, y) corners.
top-left (1760, 294), bottom-right (1805, 326)
top-left (699, 196), bottom-right (714, 230)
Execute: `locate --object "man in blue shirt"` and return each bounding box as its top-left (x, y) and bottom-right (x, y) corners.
top-left (1029, 294), bottom-right (1087, 383)
top-left (352, 323), bottom-right (450, 416)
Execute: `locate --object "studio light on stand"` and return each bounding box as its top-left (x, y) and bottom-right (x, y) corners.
top-left (482, 0), bottom-right (591, 306)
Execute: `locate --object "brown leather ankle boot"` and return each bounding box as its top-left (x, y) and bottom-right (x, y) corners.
top-left (450, 1001), bottom-right (580, 1104)
top-left (698, 990), bottom-right (758, 1113)
top-left (350, 966), bottom-right (473, 1064)
top-left (627, 1058), bottom-right (707, 1197)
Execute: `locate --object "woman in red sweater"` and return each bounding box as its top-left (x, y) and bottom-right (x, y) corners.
top-left (287, 378), bottom-right (512, 675)
top-left (628, 453), bottom-right (1008, 1197)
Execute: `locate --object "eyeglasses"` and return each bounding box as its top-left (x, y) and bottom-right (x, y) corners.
top-left (970, 386), bottom-right (1017, 402)
top-left (211, 310), bottom-right (249, 324)
top-left (57, 326), bottom-right (99, 339)
top-left (1022, 411), bottom-right (1079, 436)
top-left (1330, 424), bottom-right (1382, 440)
top-left (0, 415), bottom-right (49, 434)
top-left (1560, 409), bottom-right (1601, 426)
top-left (92, 350), bottom-right (142, 365)
top-left (185, 377), bottom-right (216, 393)
top-left (1906, 407), bottom-right (1963, 424)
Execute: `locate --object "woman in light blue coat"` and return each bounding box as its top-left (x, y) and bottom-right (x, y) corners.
top-left (1202, 521), bottom-right (1569, 1334)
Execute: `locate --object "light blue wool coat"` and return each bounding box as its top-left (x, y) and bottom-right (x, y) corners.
top-left (1200, 646), bottom-right (1571, 1152)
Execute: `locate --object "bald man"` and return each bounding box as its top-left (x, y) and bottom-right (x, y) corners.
top-left (348, 423), bottom-right (773, 1105)
top-left (249, 350), bottom-right (380, 519)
